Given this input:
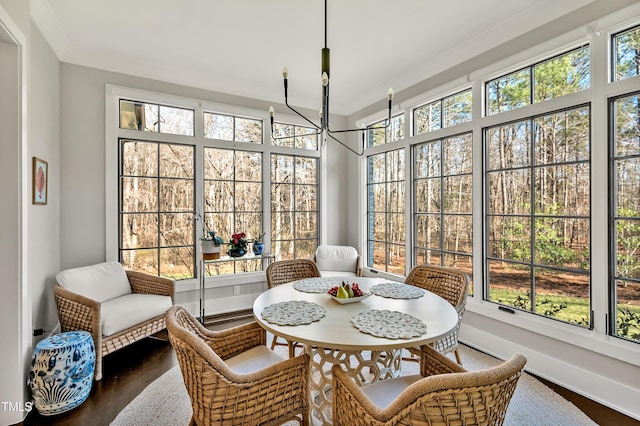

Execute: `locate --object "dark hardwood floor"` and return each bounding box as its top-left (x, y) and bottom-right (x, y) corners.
top-left (19, 327), bottom-right (639, 426)
top-left (21, 333), bottom-right (176, 426)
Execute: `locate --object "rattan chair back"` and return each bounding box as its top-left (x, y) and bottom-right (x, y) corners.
top-left (266, 259), bottom-right (321, 288)
top-left (333, 344), bottom-right (526, 426)
top-left (405, 265), bottom-right (470, 363)
top-left (264, 259), bottom-right (320, 357)
top-left (166, 305), bottom-right (310, 425)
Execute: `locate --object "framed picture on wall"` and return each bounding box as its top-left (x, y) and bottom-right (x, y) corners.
top-left (32, 157), bottom-right (48, 205)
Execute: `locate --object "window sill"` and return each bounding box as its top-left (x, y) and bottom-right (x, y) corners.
top-left (175, 271), bottom-right (266, 293)
top-left (465, 298), bottom-right (640, 367)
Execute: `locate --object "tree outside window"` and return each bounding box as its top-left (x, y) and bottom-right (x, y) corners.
top-left (485, 106), bottom-right (591, 325)
top-left (271, 154), bottom-right (318, 260)
top-left (414, 133), bottom-right (473, 293)
top-left (367, 149), bottom-right (405, 275)
top-left (611, 92), bottom-right (640, 342)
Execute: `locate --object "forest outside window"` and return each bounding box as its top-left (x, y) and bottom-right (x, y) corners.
top-left (271, 154), bottom-right (319, 260)
top-left (119, 139), bottom-right (196, 279)
top-left (367, 113), bottom-right (404, 147)
top-left (611, 92), bottom-right (640, 343)
top-left (117, 96), bottom-right (321, 280)
top-left (367, 149), bottom-right (406, 275)
top-left (414, 133), bottom-right (473, 293)
top-left (204, 112), bottom-right (262, 143)
top-left (413, 89), bottom-right (472, 135)
top-left (272, 122), bottom-right (319, 150)
top-left (484, 106), bottom-right (591, 326)
top-left (203, 148), bottom-right (263, 275)
top-left (486, 45), bottom-right (590, 116)
top-left (612, 24), bottom-right (640, 82)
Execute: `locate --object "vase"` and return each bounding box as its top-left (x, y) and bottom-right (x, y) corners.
top-left (228, 248), bottom-right (246, 257)
top-left (29, 331), bottom-right (95, 415)
top-left (201, 240), bottom-right (221, 260)
top-left (253, 241), bottom-right (264, 255)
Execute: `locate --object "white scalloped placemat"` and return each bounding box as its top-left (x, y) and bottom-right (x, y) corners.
top-left (261, 300), bottom-right (326, 325)
top-left (370, 282), bottom-right (425, 299)
top-left (351, 310), bottom-right (426, 339)
top-left (292, 277), bottom-right (340, 293)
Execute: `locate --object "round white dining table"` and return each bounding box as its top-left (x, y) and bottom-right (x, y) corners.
top-left (253, 276), bottom-right (458, 425)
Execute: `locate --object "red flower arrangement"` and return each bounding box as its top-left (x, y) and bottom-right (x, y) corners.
top-left (227, 232), bottom-right (248, 251)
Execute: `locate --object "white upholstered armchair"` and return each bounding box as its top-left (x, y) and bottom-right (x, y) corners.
top-left (311, 245), bottom-right (362, 277)
top-left (54, 261), bottom-right (174, 380)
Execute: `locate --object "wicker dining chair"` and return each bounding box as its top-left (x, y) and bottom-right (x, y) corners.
top-left (404, 264), bottom-right (469, 364)
top-left (166, 305), bottom-right (310, 426)
top-left (333, 344), bottom-right (526, 426)
top-left (265, 259), bottom-right (321, 357)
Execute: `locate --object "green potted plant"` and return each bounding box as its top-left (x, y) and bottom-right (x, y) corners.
top-left (252, 232), bottom-right (265, 255)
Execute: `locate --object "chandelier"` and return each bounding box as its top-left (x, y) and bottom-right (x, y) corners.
top-left (269, 0), bottom-right (394, 156)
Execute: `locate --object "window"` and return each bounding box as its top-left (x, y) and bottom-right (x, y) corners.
top-left (120, 100), bottom-right (194, 136)
top-left (272, 122), bottom-right (319, 150)
top-left (414, 133), bottom-right (473, 291)
top-left (414, 89), bottom-right (472, 135)
top-left (486, 46), bottom-right (590, 115)
top-left (271, 154), bottom-right (318, 259)
top-left (367, 149), bottom-right (405, 275)
top-left (203, 148), bottom-right (263, 275)
top-left (119, 140), bottom-right (195, 279)
top-left (367, 113), bottom-right (404, 147)
top-left (613, 25), bottom-right (640, 81)
top-left (611, 92), bottom-right (640, 343)
top-left (116, 95), bottom-right (320, 280)
top-left (485, 106), bottom-right (591, 325)
top-left (204, 112), bottom-right (262, 143)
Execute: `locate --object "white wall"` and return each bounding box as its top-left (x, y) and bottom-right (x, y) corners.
top-left (0, 2), bottom-right (61, 422)
top-left (28, 18), bottom-right (60, 342)
top-left (0, 22), bottom-right (27, 426)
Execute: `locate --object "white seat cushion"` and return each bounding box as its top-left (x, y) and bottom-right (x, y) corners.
top-left (320, 270), bottom-right (358, 277)
top-left (225, 345), bottom-right (285, 374)
top-left (56, 261), bottom-right (132, 303)
top-left (101, 293), bottom-right (172, 336)
top-left (315, 245), bottom-right (358, 274)
top-left (361, 375), bottom-right (423, 408)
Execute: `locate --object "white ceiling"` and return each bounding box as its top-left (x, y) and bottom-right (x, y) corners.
top-left (32, 0), bottom-right (594, 116)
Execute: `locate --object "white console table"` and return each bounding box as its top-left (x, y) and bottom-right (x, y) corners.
top-left (199, 253), bottom-right (275, 323)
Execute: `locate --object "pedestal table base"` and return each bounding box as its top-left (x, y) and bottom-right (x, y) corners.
top-left (306, 345), bottom-right (402, 425)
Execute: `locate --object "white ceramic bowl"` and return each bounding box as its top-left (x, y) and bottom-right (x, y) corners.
top-left (329, 293), bottom-right (371, 304)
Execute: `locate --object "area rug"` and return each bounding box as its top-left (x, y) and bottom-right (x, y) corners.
top-left (111, 342), bottom-right (596, 426)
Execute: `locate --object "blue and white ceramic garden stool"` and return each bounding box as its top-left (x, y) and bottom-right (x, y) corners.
top-left (29, 331), bottom-right (95, 415)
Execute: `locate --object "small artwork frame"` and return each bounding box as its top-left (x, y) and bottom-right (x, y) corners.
top-left (32, 157), bottom-right (48, 205)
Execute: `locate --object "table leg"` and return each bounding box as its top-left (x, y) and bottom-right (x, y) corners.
top-left (199, 259), bottom-right (205, 323)
top-left (305, 345), bottom-right (402, 425)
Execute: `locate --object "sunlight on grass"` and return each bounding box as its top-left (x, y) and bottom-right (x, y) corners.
top-left (489, 288), bottom-right (640, 340)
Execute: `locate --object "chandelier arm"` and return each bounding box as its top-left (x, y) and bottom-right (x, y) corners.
top-left (326, 132), bottom-right (364, 156)
top-left (284, 101), bottom-right (322, 130)
top-left (326, 95), bottom-right (393, 134)
top-left (326, 118), bottom-right (391, 135)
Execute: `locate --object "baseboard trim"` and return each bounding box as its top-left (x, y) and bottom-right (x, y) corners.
top-left (202, 309), bottom-right (254, 326)
top-left (460, 323), bottom-right (640, 421)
